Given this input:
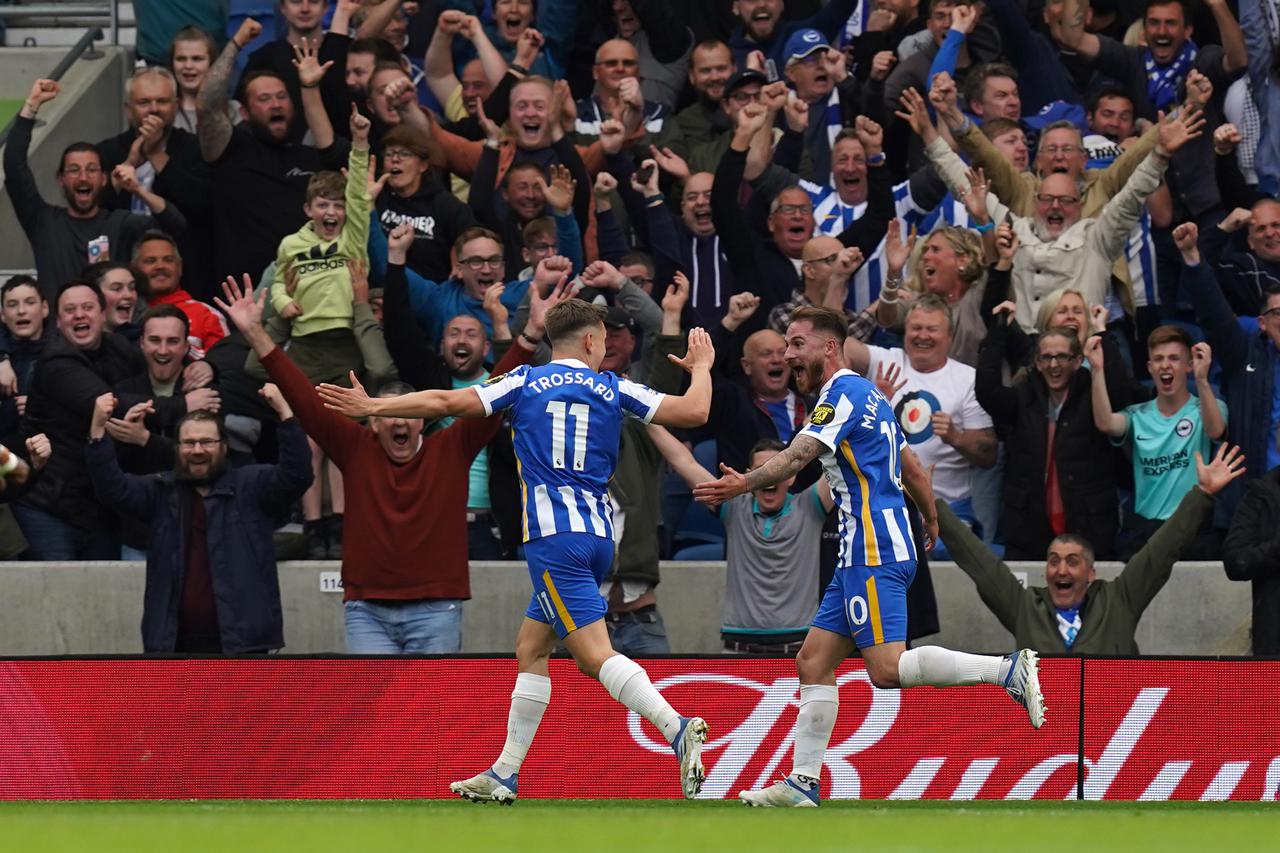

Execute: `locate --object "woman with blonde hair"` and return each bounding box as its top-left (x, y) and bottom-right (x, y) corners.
top-left (879, 221), bottom-right (989, 366)
top-left (985, 225), bottom-right (1151, 415)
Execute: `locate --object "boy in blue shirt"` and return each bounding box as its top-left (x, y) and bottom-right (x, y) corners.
top-left (1088, 325), bottom-right (1228, 559)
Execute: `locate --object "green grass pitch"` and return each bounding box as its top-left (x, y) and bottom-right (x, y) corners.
top-left (3, 800), bottom-right (1277, 852)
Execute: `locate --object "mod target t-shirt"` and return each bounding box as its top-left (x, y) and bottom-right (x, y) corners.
top-left (864, 346), bottom-right (993, 503)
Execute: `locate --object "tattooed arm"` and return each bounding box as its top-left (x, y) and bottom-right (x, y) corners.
top-left (199, 19), bottom-right (260, 162)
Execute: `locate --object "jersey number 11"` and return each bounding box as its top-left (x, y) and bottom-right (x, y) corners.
top-left (547, 401), bottom-right (590, 471)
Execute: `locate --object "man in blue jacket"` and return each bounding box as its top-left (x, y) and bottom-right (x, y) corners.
top-left (86, 388), bottom-right (312, 654)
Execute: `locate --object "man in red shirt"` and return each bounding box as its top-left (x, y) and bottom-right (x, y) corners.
top-left (133, 230), bottom-right (227, 358)
top-left (215, 270), bottom-right (564, 653)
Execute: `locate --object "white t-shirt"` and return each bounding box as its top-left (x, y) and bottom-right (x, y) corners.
top-left (864, 346), bottom-right (993, 503)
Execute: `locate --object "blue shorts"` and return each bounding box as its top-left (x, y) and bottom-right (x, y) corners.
top-left (523, 532), bottom-right (614, 639)
top-left (811, 559), bottom-right (915, 648)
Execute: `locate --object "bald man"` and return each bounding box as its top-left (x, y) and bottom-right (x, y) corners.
top-left (648, 278), bottom-right (821, 489)
top-left (767, 236), bottom-right (873, 339)
top-left (573, 38), bottom-right (672, 145)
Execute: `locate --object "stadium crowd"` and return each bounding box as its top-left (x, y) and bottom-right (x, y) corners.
top-left (2, 0), bottom-right (1279, 657)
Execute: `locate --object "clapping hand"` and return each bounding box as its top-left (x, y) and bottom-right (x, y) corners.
top-left (668, 327), bottom-right (715, 373)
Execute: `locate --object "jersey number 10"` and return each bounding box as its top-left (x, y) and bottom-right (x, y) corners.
top-left (546, 401), bottom-right (590, 471)
top-left (880, 421), bottom-right (904, 491)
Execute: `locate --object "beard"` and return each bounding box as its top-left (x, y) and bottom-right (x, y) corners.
top-left (175, 454), bottom-right (227, 486)
top-left (792, 357), bottom-right (825, 395)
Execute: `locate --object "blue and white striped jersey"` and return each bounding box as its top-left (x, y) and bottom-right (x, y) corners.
top-left (802, 369), bottom-right (917, 569)
top-left (801, 178), bottom-right (971, 311)
top-left (474, 360), bottom-right (665, 542)
top-left (1084, 133), bottom-right (1160, 310)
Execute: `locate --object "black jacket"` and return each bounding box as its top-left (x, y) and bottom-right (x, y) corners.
top-left (95, 127), bottom-right (217, 300)
top-left (242, 34), bottom-right (352, 145)
top-left (375, 172), bottom-right (478, 283)
top-left (22, 332), bottom-right (186, 527)
top-left (0, 327), bottom-right (50, 452)
top-left (85, 421), bottom-right (312, 653)
top-left (1223, 468), bottom-right (1280, 655)
top-left (976, 320), bottom-right (1124, 559)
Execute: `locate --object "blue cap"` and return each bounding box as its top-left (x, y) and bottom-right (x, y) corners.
top-left (783, 28), bottom-right (829, 65)
top-left (1023, 100), bottom-right (1087, 131)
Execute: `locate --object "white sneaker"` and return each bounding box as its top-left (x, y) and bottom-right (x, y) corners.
top-left (1003, 649), bottom-right (1046, 729)
top-left (672, 716), bottom-right (709, 799)
top-left (449, 769), bottom-right (517, 804)
top-left (739, 777), bottom-right (820, 807)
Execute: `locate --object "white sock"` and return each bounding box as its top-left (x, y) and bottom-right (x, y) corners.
top-left (790, 684), bottom-right (839, 782)
top-left (598, 654), bottom-right (682, 743)
top-left (490, 672), bottom-right (551, 779)
top-left (898, 646), bottom-right (1010, 688)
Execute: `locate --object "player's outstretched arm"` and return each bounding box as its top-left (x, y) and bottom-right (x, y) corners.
top-left (652, 327), bottom-right (715, 428)
top-left (693, 434), bottom-right (824, 508)
top-left (901, 446), bottom-right (939, 550)
top-left (646, 423), bottom-right (714, 489)
top-left (317, 379), bottom-right (485, 420)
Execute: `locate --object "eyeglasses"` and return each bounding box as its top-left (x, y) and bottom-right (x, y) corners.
top-left (62, 164), bottom-right (103, 177)
top-left (729, 90), bottom-right (763, 105)
top-left (1038, 145), bottom-right (1081, 156)
top-left (774, 203), bottom-right (813, 215)
top-left (1035, 193), bottom-right (1081, 207)
top-left (1036, 352), bottom-right (1078, 365)
top-left (596, 58), bottom-right (638, 69)
top-left (526, 242), bottom-right (555, 253)
top-left (460, 255), bottom-right (504, 270)
top-left (179, 438), bottom-right (223, 449)
top-left (1262, 308), bottom-right (1280, 319)
top-left (383, 147), bottom-right (418, 161)
top-left (804, 252), bottom-right (840, 266)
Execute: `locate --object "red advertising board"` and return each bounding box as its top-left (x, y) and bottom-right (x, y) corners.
top-left (0, 657), bottom-right (1275, 801)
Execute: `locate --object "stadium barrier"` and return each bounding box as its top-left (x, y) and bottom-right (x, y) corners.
top-left (0, 561), bottom-right (1254, 655)
top-left (1, 656), bottom-right (1277, 801)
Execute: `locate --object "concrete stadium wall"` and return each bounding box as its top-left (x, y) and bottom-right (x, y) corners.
top-left (0, 46), bottom-right (132, 272)
top-left (0, 560), bottom-right (1254, 656)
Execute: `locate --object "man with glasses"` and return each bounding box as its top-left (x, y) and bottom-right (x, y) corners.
top-left (712, 103), bottom-right (891, 328)
top-left (767, 237), bottom-right (871, 338)
top-left (87, 392), bottom-right (312, 654)
top-left (572, 39), bottom-right (671, 149)
top-left (918, 88), bottom-right (1202, 333)
top-left (929, 71), bottom-right (1166, 318)
top-left (375, 125), bottom-right (477, 283)
top-left (399, 226), bottom-right (571, 344)
top-left (5, 78), bottom-right (188, 301)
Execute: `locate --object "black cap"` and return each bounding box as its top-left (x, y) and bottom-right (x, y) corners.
top-left (724, 69), bottom-right (768, 98)
top-left (603, 305), bottom-right (637, 332)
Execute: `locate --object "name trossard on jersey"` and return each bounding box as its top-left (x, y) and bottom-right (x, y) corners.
top-left (801, 369), bottom-right (917, 568)
top-left (475, 359), bottom-right (665, 542)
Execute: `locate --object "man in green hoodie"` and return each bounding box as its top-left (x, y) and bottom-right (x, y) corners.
top-left (936, 444), bottom-right (1246, 655)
